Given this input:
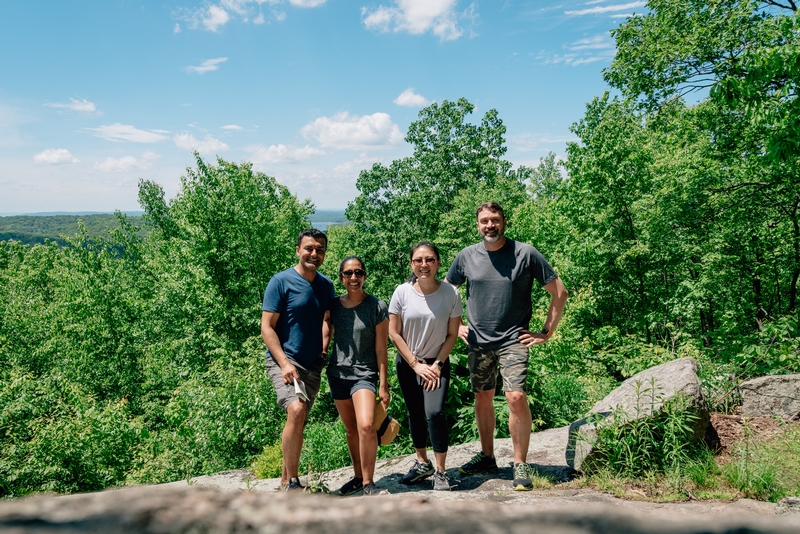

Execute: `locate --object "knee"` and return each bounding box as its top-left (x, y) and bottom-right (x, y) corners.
top-left (357, 420), bottom-right (374, 438)
top-left (475, 390), bottom-right (494, 405)
top-left (505, 391), bottom-right (529, 411)
top-left (286, 401), bottom-right (307, 424)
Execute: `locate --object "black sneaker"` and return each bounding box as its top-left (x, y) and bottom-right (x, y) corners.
top-left (336, 477), bottom-right (363, 496)
top-left (363, 482), bottom-right (388, 496)
top-left (459, 451), bottom-right (498, 476)
top-left (513, 462), bottom-right (534, 491)
top-left (432, 471), bottom-right (450, 491)
top-left (400, 459), bottom-right (434, 485)
top-left (283, 477), bottom-right (305, 492)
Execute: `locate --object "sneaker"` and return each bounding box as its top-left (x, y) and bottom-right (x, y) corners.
top-left (400, 459), bottom-right (434, 485)
top-left (432, 471), bottom-right (450, 491)
top-left (459, 451), bottom-right (498, 476)
top-left (336, 477), bottom-right (363, 496)
top-left (283, 477), bottom-right (305, 492)
top-left (512, 462), bottom-right (534, 491)
top-left (363, 482), bottom-right (388, 496)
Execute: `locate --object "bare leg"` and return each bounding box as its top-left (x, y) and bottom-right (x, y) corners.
top-left (281, 399), bottom-right (307, 486)
top-left (506, 390), bottom-right (532, 464)
top-left (334, 398), bottom-right (363, 480)
top-left (474, 389), bottom-right (496, 457)
top-left (433, 451), bottom-right (447, 473)
top-left (351, 389), bottom-right (378, 484)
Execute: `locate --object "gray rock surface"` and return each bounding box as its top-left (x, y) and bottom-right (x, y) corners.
top-left (740, 374), bottom-right (800, 419)
top-left (2, 484), bottom-right (799, 534)
top-left (567, 358), bottom-right (709, 472)
top-left (776, 497), bottom-right (800, 515)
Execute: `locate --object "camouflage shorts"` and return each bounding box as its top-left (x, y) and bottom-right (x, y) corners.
top-left (467, 342), bottom-right (529, 393)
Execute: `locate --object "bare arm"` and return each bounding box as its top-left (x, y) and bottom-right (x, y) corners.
top-left (322, 309), bottom-right (332, 354)
top-left (445, 278), bottom-right (469, 342)
top-left (375, 318), bottom-right (390, 407)
top-left (261, 310), bottom-right (298, 384)
top-left (519, 277), bottom-right (569, 347)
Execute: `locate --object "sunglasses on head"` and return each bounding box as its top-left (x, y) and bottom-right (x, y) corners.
top-left (342, 269), bottom-right (366, 278)
top-left (411, 257), bottom-right (437, 265)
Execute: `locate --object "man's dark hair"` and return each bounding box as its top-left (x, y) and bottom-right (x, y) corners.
top-left (296, 228), bottom-right (328, 248)
top-left (475, 202), bottom-right (505, 219)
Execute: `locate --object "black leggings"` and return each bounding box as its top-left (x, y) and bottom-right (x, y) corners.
top-left (396, 358), bottom-right (450, 453)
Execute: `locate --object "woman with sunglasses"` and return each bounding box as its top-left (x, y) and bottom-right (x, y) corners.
top-left (389, 241), bottom-right (463, 491)
top-left (327, 256), bottom-right (390, 496)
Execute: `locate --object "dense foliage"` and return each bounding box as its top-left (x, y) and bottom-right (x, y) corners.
top-left (2, 0), bottom-right (799, 498)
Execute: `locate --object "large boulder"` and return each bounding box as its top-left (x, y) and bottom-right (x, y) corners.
top-left (740, 374), bottom-right (800, 419)
top-left (567, 357), bottom-right (709, 472)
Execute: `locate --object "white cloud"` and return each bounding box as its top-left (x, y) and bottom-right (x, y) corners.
top-left (95, 156), bottom-right (143, 173)
top-left (362, 0), bottom-right (476, 41)
top-left (174, 133), bottom-right (230, 153)
top-left (203, 5), bottom-right (230, 31)
top-left (185, 57), bottom-right (228, 74)
top-left (249, 144), bottom-right (326, 163)
top-left (44, 98), bottom-right (97, 113)
top-left (565, 1), bottom-right (645, 15)
top-left (253, 13), bottom-right (265, 23)
top-left (33, 148), bottom-right (79, 165)
top-left (142, 151), bottom-right (161, 160)
top-left (568, 35), bottom-right (614, 51)
top-left (393, 88), bottom-right (430, 107)
top-left (289, 0), bottom-right (326, 6)
top-left (174, 23), bottom-right (182, 33)
top-left (88, 123), bottom-right (169, 143)
top-left (510, 133), bottom-right (578, 152)
top-left (221, 124), bottom-right (243, 130)
top-left (300, 112), bottom-right (403, 149)
top-left (533, 33), bottom-right (615, 67)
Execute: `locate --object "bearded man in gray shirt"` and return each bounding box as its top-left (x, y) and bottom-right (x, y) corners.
top-left (446, 201), bottom-right (568, 491)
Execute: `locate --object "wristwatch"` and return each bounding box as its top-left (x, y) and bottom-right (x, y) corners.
top-left (541, 327), bottom-right (553, 338)
top-left (436, 360), bottom-right (444, 368)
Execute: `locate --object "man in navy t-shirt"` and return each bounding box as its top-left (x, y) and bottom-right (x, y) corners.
top-left (261, 228), bottom-right (335, 492)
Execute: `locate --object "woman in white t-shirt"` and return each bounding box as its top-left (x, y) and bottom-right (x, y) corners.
top-left (389, 241), bottom-right (463, 491)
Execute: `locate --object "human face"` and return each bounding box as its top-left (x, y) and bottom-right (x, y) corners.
top-left (296, 236), bottom-right (326, 272)
top-left (340, 259), bottom-right (366, 293)
top-left (410, 247), bottom-right (439, 280)
top-left (477, 209), bottom-right (507, 244)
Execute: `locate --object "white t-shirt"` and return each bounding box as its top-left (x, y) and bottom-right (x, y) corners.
top-left (388, 281), bottom-right (463, 361)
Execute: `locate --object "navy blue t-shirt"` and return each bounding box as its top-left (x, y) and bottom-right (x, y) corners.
top-left (262, 267), bottom-right (335, 370)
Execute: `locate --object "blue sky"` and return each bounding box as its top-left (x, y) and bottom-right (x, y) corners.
top-left (0, 0), bottom-right (645, 213)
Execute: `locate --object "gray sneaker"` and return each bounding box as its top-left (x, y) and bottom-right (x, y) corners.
top-left (513, 462), bottom-right (534, 491)
top-left (283, 477), bottom-right (305, 492)
top-left (363, 482), bottom-right (388, 496)
top-left (400, 459), bottom-right (434, 485)
top-left (432, 471), bottom-right (450, 491)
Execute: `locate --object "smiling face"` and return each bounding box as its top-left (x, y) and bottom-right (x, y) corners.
top-left (340, 258), bottom-right (366, 293)
top-left (296, 236), bottom-right (326, 272)
top-left (410, 246), bottom-right (440, 281)
top-left (477, 208), bottom-right (507, 244)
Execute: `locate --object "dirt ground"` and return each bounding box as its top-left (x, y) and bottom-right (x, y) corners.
top-left (708, 411), bottom-right (798, 454)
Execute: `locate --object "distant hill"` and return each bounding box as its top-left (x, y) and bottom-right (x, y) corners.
top-left (0, 210), bottom-right (348, 246)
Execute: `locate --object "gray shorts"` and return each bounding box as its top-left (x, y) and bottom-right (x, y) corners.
top-left (265, 356), bottom-right (322, 421)
top-left (468, 342), bottom-right (529, 393)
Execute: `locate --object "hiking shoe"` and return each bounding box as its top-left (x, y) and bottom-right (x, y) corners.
top-left (363, 482), bottom-right (388, 496)
top-left (459, 451), bottom-right (498, 476)
top-left (432, 470), bottom-right (450, 491)
top-left (283, 477), bottom-right (305, 492)
top-left (337, 477), bottom-right (363, 496)
top-left (513, 462), bottom-right (534, 491)
top-left (400, 459), bottom-right (434, 485)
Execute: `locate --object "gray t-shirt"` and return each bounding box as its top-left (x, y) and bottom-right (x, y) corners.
top-left (388, 281), bottom-right (463, 362)
top-left (446, 239), bottom-right (557, 350)
top-left (327, 294), bottom-right (389, 381)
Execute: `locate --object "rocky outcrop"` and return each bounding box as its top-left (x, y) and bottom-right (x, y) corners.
top-left (1, 484), bottom-right (799, 534)
top-left (740, 374), bottom-right (800, 419)
top-left (567, 358), bottom-right (709, 472)
top-left (777, 497), bottom-right (800, 515)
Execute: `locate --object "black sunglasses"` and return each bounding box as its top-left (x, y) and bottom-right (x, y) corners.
top-left (342, 269), bottom-right (366, 278)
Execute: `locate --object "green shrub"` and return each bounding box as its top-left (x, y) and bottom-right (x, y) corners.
top-left (251, 441), bottom-right (283, 479)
